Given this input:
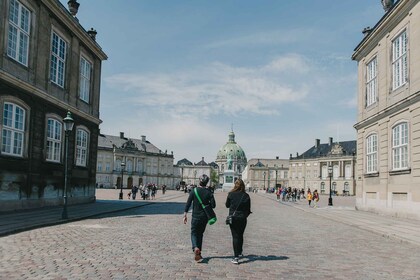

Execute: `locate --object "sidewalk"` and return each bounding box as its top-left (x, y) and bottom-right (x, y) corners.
top-left (258, 192), bottom-right (420, 247)
top-left (0, 190), bottom-right (185, 237)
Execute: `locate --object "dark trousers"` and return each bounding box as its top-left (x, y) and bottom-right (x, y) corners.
top-left (229, 218), bottom-right (247, 257)
top-left (191, 217), bottom-right (207, 251)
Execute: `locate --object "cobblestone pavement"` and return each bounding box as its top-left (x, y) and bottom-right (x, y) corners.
top-left (1, 192), bottom-right (420, 280)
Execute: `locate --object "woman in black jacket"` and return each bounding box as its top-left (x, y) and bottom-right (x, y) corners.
top-left (225, 179), bottom-right (251, 264)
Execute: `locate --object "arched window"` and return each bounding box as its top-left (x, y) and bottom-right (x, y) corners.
top-left (46, 117), bottom-right (62, 162)
top-left (1, 102), bottom-right (26, 156)
top-left (392, 122), bottom-right (408, 170)
top-left (366, 133), bottom-right (378, 173)
top-left (75, 127), bottom-right (89, 166)
top-left (333, 165), bottom-right (339, 179)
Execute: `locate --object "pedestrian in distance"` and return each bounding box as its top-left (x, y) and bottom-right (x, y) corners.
top-left (183, 174), bottom-right (216, 263)
top-left (307, 190), bottom-right (312, 207)
top-left (131, 185), bottom-right (138, 200)
top-left (225, 179), bottom-right (252, 265)
top-left (313, 189), bottom-right (319, 208)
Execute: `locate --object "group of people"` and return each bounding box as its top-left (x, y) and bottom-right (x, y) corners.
top-left (276, 187), bottom-right (306, 202)
top-left (183, 175), bottom-right (251, 265)
top-left (275, 187), bottom-right (320, 208)
top-left (307, 189), bottom-right (320, 208)
top-left (128, 184), bottom-right (162, 200)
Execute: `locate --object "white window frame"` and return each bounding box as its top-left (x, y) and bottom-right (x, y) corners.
top-left (392, 30), bottom-right (408, 90)
top-left (7, 0), bottom-right (31, 66)
top-left (50, 31), bottom-right (67, 88)
top-left (392, 122), bottom-right (408, 170)
top-left (366, 134), bottom-right (378, 173)
top-left (46, 117), bottom-right (62, 162)
top-left (366, 57), bottom-right (377, 107)
top-left (79, 56), bottom-right (92, 103)
top-left (75, 127), bottom-right (89, 167)
top-left (1, 102), bottom-right (25, 157)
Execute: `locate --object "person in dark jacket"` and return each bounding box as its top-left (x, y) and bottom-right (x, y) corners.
top-left (225, 179), bottom-right (251, 264)
top-left (183, 174), bottom-right (216, 262)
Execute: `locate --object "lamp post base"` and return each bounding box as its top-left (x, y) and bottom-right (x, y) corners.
top-left (328, 197), bottom-right (333, 206)
top-left (62, 196), bottom-right (68, 219)
top-left (119, 192), bottom-right (123, 200)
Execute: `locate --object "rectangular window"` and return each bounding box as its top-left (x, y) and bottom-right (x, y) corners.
top-left (366, 57), bottom-right (377, 107)
top-left (97, 162), bottom-right (102, 172)
top-left (7, 0), bottom-right (30, 66)
top-left (46, 118), bottom-right (62, 162)
top-left (392, 123), bottom-right (408, 170)
top-left (2, 102), bottom-right (25, 156)
top-left (366, 134), bottom-right (378, 173)
top-left (76, 128), bottom-right (88, 166)
top-left (392, 31), bottom-right (408, 90)
top-left (79, 57), bottom-right (92, 103)
top-left (105, 162), bottom-right (110, 172)
top-left (50, 32), bottom-right (67, 87)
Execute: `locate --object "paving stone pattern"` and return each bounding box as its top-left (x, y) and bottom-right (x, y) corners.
top-left (1, 192), bottom-right (420, 279)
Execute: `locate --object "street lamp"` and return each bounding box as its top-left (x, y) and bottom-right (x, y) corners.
top-left (119, 161), bottom-right (125, 199)
top-left (263, 171), bottom-right (266, 191)
top-left (62, 111), bottom-right (74, 219)
top-left (274, 164), bottom-right (278, 188)
top-left (194, 170), bottom-right (197, 186)
top-left (328, 163), bottom-right (333, 206)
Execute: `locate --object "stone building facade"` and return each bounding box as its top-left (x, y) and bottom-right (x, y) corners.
top-left (352, 0), bottom-right (420, 219)
top-left (242, 157), bottom-right (289, 191)
top-left (96, 133), bottom-right (176, 189)
top-left (0, 0), bottom-right (107, 211)
top-left (289, 138), bottom-right (357, 195)
top-left (175, 157), bottom-right (217, 187)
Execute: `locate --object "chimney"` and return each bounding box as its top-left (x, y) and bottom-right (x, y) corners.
top-left (289, 154), bottom-right (292, 159)
top-left (315, 139), bottom-right (320, 148)
top-left (87, 28), bottom-right (97, 41)
top-left (381, 0), bottom-right (394, 12)
top-left (296, 152), bottom-right (299, 157)
top-left (141, 135), bottom-right (146, 142)
top-left (67, 0), bottom-right (80, 16)
top-left (276, 156), bottom-right (279, 159)
top-left (329, 137), bottom-right (333, 146)
top-left (362, 27), bottom-right (372, 37)
top-left (202, 157), bottom-right (204, 161)
top-left (120, 132), bottom-right (124, 139)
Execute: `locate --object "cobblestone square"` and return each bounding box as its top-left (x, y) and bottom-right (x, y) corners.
top-left (1, 191), bottom-right (420, 279)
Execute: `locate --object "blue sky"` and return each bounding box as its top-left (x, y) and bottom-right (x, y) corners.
top-left (62, 0), bottom-right (384, 163)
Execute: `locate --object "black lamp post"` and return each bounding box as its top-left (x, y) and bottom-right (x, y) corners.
top-left (263, 171), bottom-right (266, 191)
top-left (274, 164), bottom-right (278, 188)
top-left (62, 111), bottom-right (74, 219)
top-left (328, 164), bottom-right (333, 206)
top-left (119, 161), bottom-right (125, 199)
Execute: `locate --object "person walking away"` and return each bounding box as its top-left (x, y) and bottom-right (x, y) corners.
top-left (151, 185), bottom-right (157, 200)
top-left (131, 185), bottom-right (138, 200)
top-left (225, 179), bottom-right (251, 265)
top-left (183, 174), bottom-right (216, 262)
top-left (307, 190), bottom-right (312, 207)
top-left (313, 189), bottom-right (319, 208)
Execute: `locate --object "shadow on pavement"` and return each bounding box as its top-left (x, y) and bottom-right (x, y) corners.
top-left (201, 254), bottom-right (288, 264)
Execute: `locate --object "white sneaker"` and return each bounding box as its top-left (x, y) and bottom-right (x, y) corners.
top-left (231, 257), bottom-right (239, 264)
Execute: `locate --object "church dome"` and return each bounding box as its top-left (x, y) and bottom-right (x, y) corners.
top-left (216, 131), bottom-right (247, 161)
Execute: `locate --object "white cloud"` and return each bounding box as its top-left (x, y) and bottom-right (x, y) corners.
top-left (105, 54), bottom-right (317, 118)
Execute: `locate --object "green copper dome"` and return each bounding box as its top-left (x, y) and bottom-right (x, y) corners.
top-left (216, 131), bottom-right (247, 161)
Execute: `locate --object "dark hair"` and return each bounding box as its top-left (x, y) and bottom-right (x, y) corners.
top-left (230, 179), bottom-right (245, 192)
top-left (199, 174), bottom-right (209, 186)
